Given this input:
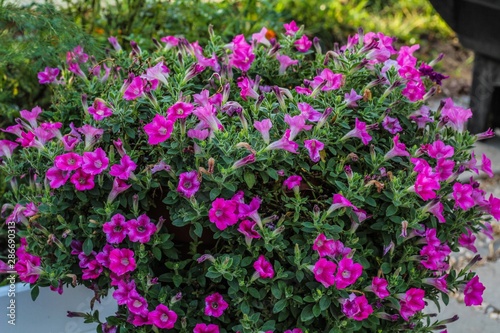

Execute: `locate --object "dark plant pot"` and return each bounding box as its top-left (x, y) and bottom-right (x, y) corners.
top-left (429, 0), bottom-right (500, 133)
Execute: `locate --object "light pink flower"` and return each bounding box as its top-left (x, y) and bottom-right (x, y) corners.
top-left (70, 169), bottom-right (95, 191)
top-left (231, 154), bottom-right (256, 169)
top-left (265, 129), bottom-right (299, 154)
top-left (109, 248), bottom-right (136, 276)
top-left (141, 62), bottom-right (170, 86)
top-left (82, 148), bottom-right (109, 175)
top-left (252, 27), bottom-right (271, 47)
top-left (381, 115), bottom-right (402, 134)
top-left (0, 140), bottom-right (19, 160)
top-left (193, 105), bottom-right (223, 132)
top-left (144, 114), bottom-right (174, 145)
top-left (204, 293), bottom-right (228, 317)
top-left (254, 119), bottom-right (273, 144)
top-left (344, 89), bottom-right (363, 108)
top-left (422, 275), bottom-right (449, 293)
top-left (160, 36), bottom-right (179, 50)
top-left (177, 170), bottom-right (201, 198)
top-left (148, 304), bottom-right (177, 329)
top-left (313, 258), bottom-right (337, 288)
top-left (276, 54), bottom-right (298, 75)
top-left (341, 118), bottom-right (372, 145)
top-left (253, 255), bottom-right (274, 279)
top-left (304, 139), bottom-right (324, 163)
top-left (110, 155), bottom-right (137, 180)
top-left (384, 135), bottom-right (410, 160)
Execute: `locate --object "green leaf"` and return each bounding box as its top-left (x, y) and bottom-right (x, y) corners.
top-left (312, 303), bottom-right (321, 317)
top-left (296, 270), bottom-right (304, 282)
top-left (222, 182), bottom-right (236, 192)
top-left (125, 126), bottom-right (135, 139)
top-left (209, 187), bottom-right (221, 201)
top-left (173, 274), bottom-right (182, 287)
top-left (319, 296), bottom-right (331, 310)
top-left (273, 299), bottom-right (287, 313)
top-left (152, 247), bottom-right (162, 260)
top-left (300, 304), bottom-right (314, 322)
top-left (31, 285), bottom-right (40, 301)
top-left (248, 287), bottom-right (261, 299)
top-left (244, 171), bottom-right (256, 189)
top-left (193, 223), bottom-right (203, 238)
top-left (267, 168), bottom-right (278, 180)
top-left (83, 238), bottom-right (93, 256)
top-left (381, 262), bottom-right (391, 274)
top-left (442, 292), bottom-right (449, 306)
top-left (386, 204), bottom-right (397, 217)
top-left (271, 284), bottom-right (282, 299)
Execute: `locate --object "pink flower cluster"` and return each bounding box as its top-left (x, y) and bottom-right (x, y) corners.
top-left (103, 213), bottom-right (157, 244)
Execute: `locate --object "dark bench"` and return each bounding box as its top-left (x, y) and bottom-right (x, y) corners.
top-left (429, 0), bottom-right (500, 133)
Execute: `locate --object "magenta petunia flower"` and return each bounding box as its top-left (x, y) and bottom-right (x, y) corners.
top-left (335, 257), bottom-right (363, 289)
top-left (435, 158), bottom-right (455, 181)
top-left (112, 280), bottom-right (136, 305)
top-left (123, 77), bottom-right (145, 100)
top-left (82, 147), bottom-right (109, 175)
top-left (95, 244), bottom-right (114, 268)
top-left (294, 35), bottom-right (312, 52)
top-left (110, 154), bottom-right (137, 180)
top-left (428, 140), bottom-right (454, 160)
top-left (284, 329), bottom-right (303, 333)
top-left (0, 140), bottom-right (19, 160)
top-left (464, 275), bottom-right (485, 306)
top-left (128, 214), bottom-right (156, 243)
top-left (283, 20), bottom-right (299, 36)
top-left (144, 114), bottom-right (174, 145)
top-left (127, 289), bottom-right (149, 315)
top-left (204, 293), bottom-right (229, 317)
top-left (341, 118), bottom-right (372, 145)
top-left (38, 67), bottom-right (61, 84)
top-left (167, 101), bottom-right (194, 122)
top-left (304, 139), bottom-right (324, 163)
top-left (54, 152), bottom-right (83, 171)
top-left (328, 193), bottom-right (356, 213)
top-left (46, 166), bottom-right (70, 188)
top-left (414, 173), bottom-right (440, 201)
top-left (276, 54), bottom-right (298, 75)
top-left (284, 114), bottom-right (312, 141)
top-left (384, 135), bottom-right (410, 160)
top-left (228, 35), bottom-right (255, 72)
top-left (253, 118), bottom-right (273, 144)
top-left (402, 288), bottom-right (426, 312)
top-left (194, 323), bottom-right (220, 333)
top-left (109, 248), bottom-right (136, 276)
top-left (177, 170), bottom-right (201, 198)
top-left (440, 97), bottom-right (472, 132)
top-left (452, 182), bottom-right (475, 210)
top-left (237, 77), bottom-right (260, 101)
top-left (70, 169), bottom-right (95, 191)
top-left (148, 304), bottom-right (177, 329)
top-left (422, 275), bottom-right (449, 293)
top-left (88, 98), bottom-right (113, 121)
top-left (402, 80), bottom-right (426, 102)
top-left (231, 154), bottom-right (256, 170)
top-left (426, 200), bottom-right (446, 223)
top-left (297, 102), bottom-right (322, 122)
top-left (312, 234), bottom-right (336, 257)
top-left (265, 129), bottom-right (299, 154)
top-left (481, 154), bottom-right (493, 178)
top-left (283, 175), bottom-right (302, 191)
top-left (141, 62), bottom-right (170, 86)
top-left (103, 214), bottom-right (129, 244)
top-left (208, 198), bottom-right (238, 230)
top-left (313, 258), bottom-right (337, 288)
top-left (307, 68), bottom-right (343, 92)
top-left (458, 229), bottom-right (477, 252)
top-left (14, 253), bottom-right (42, 284)
top-left (371, 277), bottom-right (390, 299)
top-left (237, 220), bottom-right (261, 246)
top-left (193, 105), bottom-right (223, 132)
top-left (341, 294), bottom-right (373, 321)
top-left (253, 255), bottom-right (275, 279)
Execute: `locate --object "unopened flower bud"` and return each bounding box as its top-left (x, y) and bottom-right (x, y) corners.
top-left (313, 205), bottom-right (321, 219)
top-left (171, 292), bottom-right (183, 303)
top-left (363, 89), bottom-right (372, 101)
top-left (81, 94), bottom-right (88, 113)
top-left (208, 157), bottom-right (215, 174)
top-left (152, 37), bottom-right (162, 49)
top-left (197, 254), bottom-right (215, 263)
top-left (313, 37), bottom-right (321, 54)
top-left (132, 194), bottom-right (139, 214)
top-left (130, 40), bottom-right (141, 56)
top-left (344, 165), bottom-right (353, 180)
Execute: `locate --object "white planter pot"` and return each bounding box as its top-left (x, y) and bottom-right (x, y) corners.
top-left (0, 282), bottom-right (117, 333)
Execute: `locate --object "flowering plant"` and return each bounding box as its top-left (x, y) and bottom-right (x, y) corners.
top-left (1, 21), bottom-right (499, 333)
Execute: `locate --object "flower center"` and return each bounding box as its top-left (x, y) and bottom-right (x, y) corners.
top-left (137, 226), bottom-right (145, 232)
top-left (161, 313), bottom-right (169, 322)
top-left (68, 158), bottom-right (75, 165)
top-left (184, 181), bottom-right (192, 189)
top-left (215, 209), bottom-right (223, 217)
top-left (94, 160), bottom-right (102, 168)
top-left (113, 226), bottom-right (122, 232)
top-left (159, 127), bottom-right (167, 135)
top-left (121, 258), bottom-right (129, 266)
top-left (212, 302), bottom-right (218, 309)
top-left (79, 177), bottom-right (86, 184)
top-left (133, 300), bottom-right (142, 308)
top-left (342, 270), bottom-right (351, 279)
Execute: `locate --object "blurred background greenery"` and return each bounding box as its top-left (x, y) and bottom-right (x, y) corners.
top-left (0, 0), bottom-right (467, 258)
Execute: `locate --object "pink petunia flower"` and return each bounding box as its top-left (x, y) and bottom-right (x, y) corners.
top-left (252, 27), bottom-right (271, 47)
top-left (140, 62), bottom-right (170, 86)
top-left (127, 289), bottom-right (149, 315)
top-left (384, 135), bottom-right (410, 160)
top-left (46, 166), bottom-right (70, 188)
top-left (481, 154), bottom-right (494, 178)
top-left (344, 89), bottom-right (363, 108)
top-left (88, 99), bottom-right (113, 121)
top-left (194, 323), bottom-right (220, 333)
top-left (435, 158), bottom-right (455, 181)
top-left (341, 118), bottom-right (372, 145)
top-left (0, 140), bottom-right (19, 160)
top-left (144, 114), bottom-right (174, 145)
top-left (304, 139), bottom-right (324, 163)
top-left (253, 255), bottom-right (274, 279)
top-left (294, 35), bottom-right (312, 52)
top-left (458, 229), bottom-right (477, 252)
top-left (440, 98), bottom-right (472, 132)
top-left (283, 20), bottom-right (299, 36)
top-left (452, 182), bottom-right (475, 210)
top-left (464, 275), bottom-right (485, 306)
top-left (381, 115), bottom-right (402, 134)
top-left (177, 170), bottom-right (201, 198)
top-left (204, 293), bottom-right (228, 317)
top-left (14, 253), bottom-right (42, 283)
top-left (414, 173), bottom-right (440, 201)
top-left (54, 152), bottom-right (83, 171)
top-left (70, 169), bottom-right (95, 191)
top-left (306, 68), bottom-right (343, 91)
top-left (335, 257), bottom-right (363, 289)
top-left (123, 77), bottom-right (145, 100)
top-left (428, 140), bottom-right (454, 159)
top-left (148, 304), bottom-right (177, 329)
top-left (237, 220), bottom-right (261, 246)
top-left (193, 105), bottom-right (223, 132)
top-left (401, 288), bottom-right (426, 312)
top-left (110, 155), bottom-right (137, 180)
top-left (341, 294), bottom-right (373, 321)
top-left (167, 101), bottom-right (194, 122)
top-left (103, 214), bottom-right (129, 244)
top-left (422, 275), bottom-right (449, 293)
top-left (208, 198), bottom-right (238, 230)
top-left (276, 54), bottom-right (298, 75)
top-left (265, 129), bottom-right (299, 154)
top-left (284, 114), bottom-right (312, 141)
top-left (82, 148), bottom-right (109, 175)
top-left (128, 214), bottom-right (156, 243)
top-left (312, 234), bottom-right (336, 257)
top-left (283, 175), bottom-right (302, 191)
top-left (254, 119), bottom-right (273, 144)
top-left (38, 67), bottom-right (61, 84)
top-left (113, 279), bottom-right (136, 305)
top-left (313, 258), bottom-right (337, 288)
top-left (109, 248), bottom-right (136, 276)
top-left (371, 277), bottom-right (390, 299)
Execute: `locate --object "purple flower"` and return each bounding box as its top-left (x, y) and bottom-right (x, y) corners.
top-left (382, 115), bottom-right (402, 134)
top-left (458, 229), bottom-right (477, 252)
top-left (177, 170), bottom-right (201, 198)
top-left (481, 154), bottom-right (494, 178)
top-left (144, 114), bottom-right (173, 145)
top-left (103, 214), bottom-right (128, 244)
top-left (38, 67), bottom-right (61, 84)
top-left (208, 198), bottom-right (238, 230)
top-left (231, 154), bottom-right (256, 170)
top-left (341, 118), bottom-right (372, 145)
top-left (254, 119), bottom-right (273, 144)
top-left (344, 89), bottom-right (362, 108)
top-left (204, 293), bottom-right (228, 317)
top-left (253, 255), bottom-right (274, 279)
top-left (0, 140), bottom-right (19, 160)
top-left (108, 36), bottom-right (122, 51)
top-left (276, 54), bottom-right (298, 75)
top-left (107, 178), bottom-right (131, 203)
top-left (128, 214), bottom-right (156, 243)
top-left (110, 155), bottom-right (137, 180)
